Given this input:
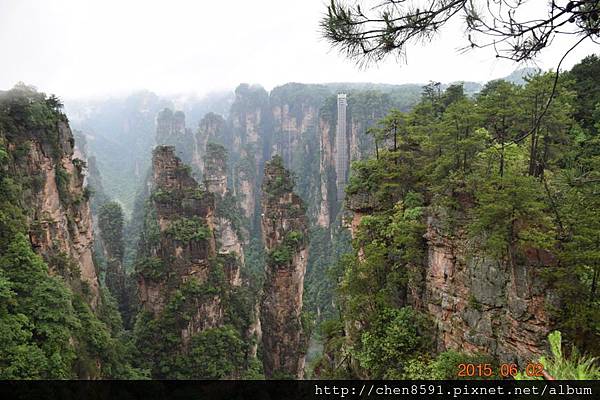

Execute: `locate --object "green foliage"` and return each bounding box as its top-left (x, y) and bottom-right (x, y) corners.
top-left (47, 251), bottom-right (81, 280)
top-left (151, 188), bottom-right (179, 204)
top-left (135, 257), bottom-right (166, 280)
top-left (319, 62), bottom-right (600, 378)
top-left (468, 173), bottom-right (554, 257)
top-left (140, 201), bottom-right (161, 248)
top-left (215, 191), bottom-right (246, 237)
top-left (305, 224), bottom-right (352, 325)
top-left (132, 272), bottom-right (258, 379)
top-left (188, 326), bottom-right (246, 379)
top-left (567, 54), bottom-right (600, 134)
top-left (268, 244), bottom-right (293, 266)
top-left (264, 155), bottom-right (296, 197)
top-left (0, 233), bottom-right (142, 379)
top-left (516, 331), bottom-right (600, 380)
top-left (165, 216), bottom-right (211, 243)
top-left (0, 86), bottom-right (145, 379)
top-left (353, 307), bottom-right (431, 379)
top-left (0, 83), bottom-right (65, 136)
top-left (55, 166), bottom-right (71, 203)
top-left (205, 142), bottom-right (228, 164)
top-left (98, 201), bottom-right (125, 261)
top-left (338, 190), bottom-right (426, 329)
top-left (176, 164), bottom-right (192, 176)
top-left (403, 351), bottom-right (497, 380)
top-left (0, 142), bottom-right (8, 166)
top-left (285, 230), bottom-right (304, 248)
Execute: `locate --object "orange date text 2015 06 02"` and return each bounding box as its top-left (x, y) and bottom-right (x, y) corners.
top-left (457, 363), bottom-right (545, 378)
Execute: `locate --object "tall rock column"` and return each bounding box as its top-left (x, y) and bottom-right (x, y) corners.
top-left (204, 142), bottom-right (245, 282)
top-left (155, 108), bottom-right (194, 166)
top-left (134, 146), bottom-right (258, 378)
top-left (137, 145), bottom-right (220, 319)
top-left (193, 113), bottom-right (228, 176)
top-left (260, 155), bottom-right (309, 379)
top-left (229, 84), bottom-right (270, 224)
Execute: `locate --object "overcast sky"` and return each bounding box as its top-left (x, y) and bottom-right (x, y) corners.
top-left (0, 0), bottom-right (597, 99)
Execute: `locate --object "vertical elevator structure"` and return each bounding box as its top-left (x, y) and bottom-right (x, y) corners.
top-left (335, 93), bottom-right (348, 201)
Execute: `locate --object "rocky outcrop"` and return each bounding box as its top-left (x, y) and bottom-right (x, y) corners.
top-left (136, 145), bottom-right (250, 344)
top-left (424, 215), bottom-right (555, 365)
top-left (269, 84), bottom-right (331, 228)
top-left (156, 108), bottom-right (186, 143)
top-left (155, 108), bottom-right (194, 167)
top-left (260, 155), bottom-right (309, 378)
top-left (193, 112), bottom-right (228, 176)
top-left (344, 184), bottom-right (555, 365)
top-left (138, 146), bottom-right (220, 317)
top-left (204, 143), bottom-right (229, 197)
top-left (22, 120), bottom-right (102, 308)
top-left (229, 84), bottom-right (270, 223)
top-left (134, 146), bottom-right (259, 378)
top-left (316, 118), bottom-right (333, 227)
top-left (204, 142), bottom-right (245, 282)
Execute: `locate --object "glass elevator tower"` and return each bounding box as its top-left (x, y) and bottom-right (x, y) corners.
top-left (335, 93), bottom-right (348, 201)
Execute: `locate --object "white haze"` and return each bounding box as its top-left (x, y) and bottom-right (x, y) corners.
top-left (0, 0), bottom-right (597, 99)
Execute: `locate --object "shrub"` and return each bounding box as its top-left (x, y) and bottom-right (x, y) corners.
top-left (136, 257), bottom-right (165, 280)
top-left (268, 244), bottom-right (293, 266)
top-left (55, 166), bottom-right (70, 203)
top-left (284, 230), bottom-right (304, 249)
top-left (515, 331), bottom-right (600, 380)
top-left (166, 217), bottom-right (211, 243)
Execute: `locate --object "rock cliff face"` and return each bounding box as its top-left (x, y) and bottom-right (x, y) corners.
top-left (155, 85), bottom-right (393, 232)
top-left (269, 84), bottom-right (330, 226)
top-left (270, 103), bottom-right (317, 166)
top-left (22, 120), bottom-right (101, 308)
top-left (134, 145), bottom-right (257, 378)
top-left (229, 84), bottom-right (270, 223)
top-left (193, 112), bottom-right (228, 176)
top-left (156, 108), bottom-right (187, 143)
top-left (204, 142), bottom-right (245, 282)
top-left (260, 156), bottom-right (309, 378)
top-left (72, 130), bottom-right (110, 213)
top-left (138, 146), bottom-right (221, 317)
top-left (155, 108), bottom-right (194, 167)
top-left (316, 118), bottom-right (333, 227)
top-left (143, 86), bottom-right (412, 351)
top-left (344, 189), bottom-right (555, 365)
top-left (0, 86), bottom-right (147, 379)
top-left (424, 216), bottom-right (554, 364)
top-left (136, 145), bottom-right (249, 345)
top-left (316, 92), bottom-right (392, 223)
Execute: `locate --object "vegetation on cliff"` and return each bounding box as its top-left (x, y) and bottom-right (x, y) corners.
top-left (98, 201), bottom-right (135, 326)
top-left (314, 56), bottom-right (600, 378)
top-left (132, 146), bottom-right (260, 379)
top-left (260, 155), bottom-right (310, 378)
top-left (3, 51), bottom-right (599, 381)
top-left (0, 84), bottom-right (143, 378)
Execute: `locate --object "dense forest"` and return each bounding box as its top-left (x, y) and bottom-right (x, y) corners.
top-left (0, 54), bottom-right (599, 379)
